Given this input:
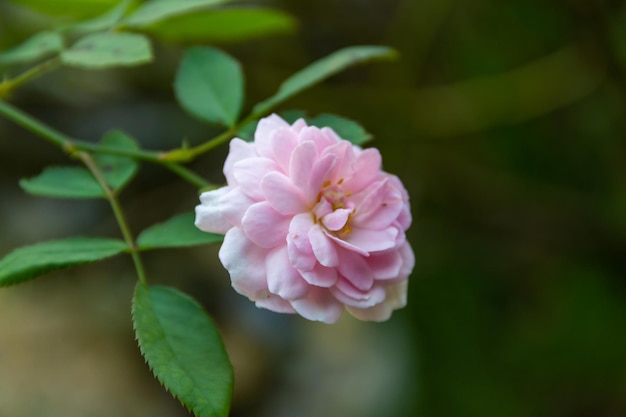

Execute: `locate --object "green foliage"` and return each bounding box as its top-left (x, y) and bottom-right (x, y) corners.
top-left (132, 284), bottom-right (233, 417)
top-left (143, 7), bottom-right (297, 43)
top-left (6, 0), bottom-right (119, 18)
top-left (20, 166), bottom-right (106, 198)
top-left (60, 32), bottom-right (152, 69)
top-left (252, 45), bottom-right (398, 115)
top-left (20, 131), bottom-right (140, 198)
top-left (174, 46), bottom-right (244, 127)
top-left (121, 0), bottom-right (231, 28)
top-left (0, 237), bottom-right (127, 286)
top-left (94, 130), bottom-right (140, 191)
top-left (137, 212), bottom-right (224, 250)
top-left (0, 31), bottom-right (64, 66)
top-left (64, 0), bottom-right (132, 36)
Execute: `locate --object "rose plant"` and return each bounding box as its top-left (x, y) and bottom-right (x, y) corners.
top-left (0, 1), bottom-right (411, 416)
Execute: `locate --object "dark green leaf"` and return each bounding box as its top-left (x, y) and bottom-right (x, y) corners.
top-left (64, 0), bottom-right (132, 35)
top-left (133, 284), bottom-right (233, 417)
top-left (20, 166), bottom-right (104, 198)
top-left (61, 32), bottom-right (152, 69)
top-left (308, 113), bottom-right (373, 145)
top-left (94, 130), bottom-right (140, 191)
top-left (143, 7), bottom-right (296, 43)
top-left (252, 45), bottom-right (397, 115)
top-left (0, 31), bottom-right (64, 66)
top-left (122, 0), bottom-right (231, 27)
top-left (174, 46), bottom-right (244, 127)
top-left (0, 237), bottom-right (127, 286)
top-left (137, 212), bottom-right (223, 250)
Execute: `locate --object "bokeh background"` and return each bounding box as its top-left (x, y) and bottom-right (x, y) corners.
top-left (2, 0), bottom-right (626, 416)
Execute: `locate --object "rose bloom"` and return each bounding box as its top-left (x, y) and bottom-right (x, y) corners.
top-left (195, 115), bottom-right (414, 324)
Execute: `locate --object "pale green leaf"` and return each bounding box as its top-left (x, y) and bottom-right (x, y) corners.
top-left (61, 32), bottom-right (152, 69)
top-left (137, 212), bottom-right (223, 250)
top-left (174, 46), bottom-right (244, 127)
top-left (253, 45), bottom-right (397, 115)
top-left (20, 166), bottom-right (104, 198)
top-left (133, 284), bottom-right (233, 417)
top-left (0, 31), bottom-right (64, 66)
top-left (143, 7), bottom-right (296, 43)
top-left (64, 0), bottom-right (132, 35)
top-left (0, 237), bottom-right (127, 286)
top-left (122, 0), bottom-right (231, 27)
top-left (94, 130), bottom-right (140, 191)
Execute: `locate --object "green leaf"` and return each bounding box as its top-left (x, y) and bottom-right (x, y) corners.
top-left (0, 237), bottom-right (127, 286)
top-left (137, 212), bottom-right (223, 250)
top-left (174, 46), bottom-right (244, 127)
top-left (60, 32), bottom-right (152, 69)
top-left (133, 284), bottom-right (233, 417)
top-left (143, 7), bottom-right (296, 43)
top-left (64, 0), bottom-right (132, 36)
top-left (6, 0), bottom-right (119, 18)
top-left (253, 45), bottom-right (397, 115)
top-left (20, 133), bottom-right (138, 199)
top-left (308, 113), bottom-right (373, 145)
top-left (122, 0), bottom-right (231, 28)
top-left (20, 166), bottom-right (104, 198)
top-left (0, 31), bottom-right (64, 66)
top-left (94, 130), bottom-right (140, 191)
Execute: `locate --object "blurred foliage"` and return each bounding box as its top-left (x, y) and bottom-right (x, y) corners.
top-left (1, 0), bottom-right (626, 417)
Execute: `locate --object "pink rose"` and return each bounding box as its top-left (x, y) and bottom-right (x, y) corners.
top-left (195, 115), bottom-right (414, 323)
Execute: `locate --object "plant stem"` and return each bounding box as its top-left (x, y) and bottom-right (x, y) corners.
top-left (78, 151), bottom-right (147, 285)
top-left (0, 57), bottom-right (62, 99)
top-left (0, 100), bottom-right (210, 187)
top-left (163, 162), bottom-right (213, 189)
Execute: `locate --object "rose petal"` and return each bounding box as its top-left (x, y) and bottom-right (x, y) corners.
top-left (307, 153), bottom-right (337, 202)
top-left (241, 202), bottom-right (290, 248)
top-left (266, 246), bottom-right (310, 300)
top-left (219, 187), bottom-right (255, 228)
top-left (271, 129), bottom-right (298, 173)
top-left (300, 263), bottom-right (338, 287)
top-left (289, 141), bottom-right (317, 191)
top-left (254, 114), bottom-right (291, 158)
top-left (219, 228), bottom-right (269, 298)
top-left (233, 157), bottom-right (279, 200)
top-left (331, 280), bottom-right (386, 309)
top-left (195, 187), bottom-right (231, 234)
top-left (299, 126), bottom-right (337, 153)
top-left (321, 208), bottom-right (352, 231)
top-left (367, 250), bottom-right (403, 280)
top-left (255, 295), bottom-right (297, 314)
top-left (291, 287), bottom-right (344, 324)
top-left (287, 213), bottom-right (316, 271)
top-left (224, 139), bottom-right (257, 185)
top-left (344, 148), bottom-right (382, 194)
top-left (346, 280), bottom-right (407, 322)
top-left (308, 224), bottom-right (339, 267)
top-left (343, 227), bottom-right (398, 253)
top-left (261, 171), bottom-right (308, 215)
top-left (336, 248), bottom-right (374, 291)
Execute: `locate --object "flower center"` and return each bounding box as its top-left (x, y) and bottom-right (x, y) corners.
top-left (314, 179), bottom-right (354, 236)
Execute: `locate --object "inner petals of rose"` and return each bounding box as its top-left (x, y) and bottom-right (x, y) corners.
top-left (312, 179), bottom-right (355, 236)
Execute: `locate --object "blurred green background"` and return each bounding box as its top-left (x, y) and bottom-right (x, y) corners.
top-left (1, 0), bottom-right (626, 416)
